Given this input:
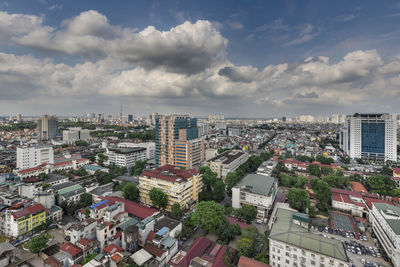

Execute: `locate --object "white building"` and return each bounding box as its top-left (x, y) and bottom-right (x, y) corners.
top-left (16, 145), bottom-right (54, 170)
top-left (117, 142), bottom-right (155, 160)
top-left (340, 113), bottom-right (397, 162)
top-left (106, 147), bottom-right (147, 169)
top-left (63, 127), bottom-right (91, 142)
top-left (232, 173), bottom-right (277, 222)
top-left (19, 183), bottom-right (41, 199)
top-left (206, 150), bottom-right (249, 178)
top-left (65, 218), bottom-right (97, 245)
top-left (370, 202), bottom-right (400, 267)
top-left (269, 204), bottom-right (349, 267)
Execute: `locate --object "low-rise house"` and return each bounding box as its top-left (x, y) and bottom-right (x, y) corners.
top-left (65, 218), bottom-right (97, 245)
top-left (205, 150), bottom-right (249, 178)
top-left (60, 242), bottom-right (83, 266)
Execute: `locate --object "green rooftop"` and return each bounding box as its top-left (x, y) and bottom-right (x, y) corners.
top-left (373, 202), bottom-right (400, 235)
top-left (58, 184), bottom-right (83, 195)
top-left (235, 173), bottom-right (276, 196)
top-left (270, 208), bottom-right (348, 262)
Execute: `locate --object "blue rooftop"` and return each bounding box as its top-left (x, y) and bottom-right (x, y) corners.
top-left (90, 200), bottom-right (108, 210)
top-left (156, 226), bottom-right (169, 237)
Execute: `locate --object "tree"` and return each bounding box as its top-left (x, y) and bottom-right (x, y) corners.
top-left (149, 188), bottom-right (168, 209)
top-left (79, 193), bottom-right (93, 207)
top-left (130, 160), bottom-right (146, 176)
top-left (365, 175), bottom-right (397, 196)
top-left (313, 180), bottom-right (331, 211)
top-left (26, 234), bottom-right (50, 255)
top-left (286, 188), bottom-right (310, 212)
top-left (97, 153), bottom-right (108, 167)
top-left (321, 166), bottom-right (334, 176)
top-left (85, 207), bottom-right (91, 218)
top-left (382, 165), bottom-right (393, 176)
top-left (122, 183), bottom-right (139, 201)
top-left (315, 155), bottom-right (334, 165)
top-left (307, 164), bottom-right (321, 177)
top-left (170, 203), bottom-right (184, 220)
top-left (199, 167), bottom-right (225, 201)
top-left (42, 182), bottom-right (50, 190)
top-left (237, 205), bottom-right (257, 224)
top-left (82, 254), bottom-right (97, 265)
top-left (191, 201), bottom-right (225, 233)
top-left (237, 237), bottom-right (253, 257)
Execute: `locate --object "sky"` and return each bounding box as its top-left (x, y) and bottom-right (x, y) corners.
top-left (1, 0), bottom-right (400, 117)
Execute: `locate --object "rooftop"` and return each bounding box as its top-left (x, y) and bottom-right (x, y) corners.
top-left (142, 165), bottom-right (199, 183)
top-left (269, 208), bottom-right (348, 262)
top-left (208, 150), bottom-right (246, 164)
top-left (238, 256), bottom-right (270, 267)
top-left (108, 147), bottom-right (146, 154)
top-left (234, 173), bottom-right (276, 196)
top-left (60, 242), bottom-right (82, 257)
top-left (12, 203), bottom-right (45, 219)
top-left (373, 202), bottom-right (400, 235)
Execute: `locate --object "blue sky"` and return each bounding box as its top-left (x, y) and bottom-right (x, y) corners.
top-left (1, 0), bottom-right (400, 117)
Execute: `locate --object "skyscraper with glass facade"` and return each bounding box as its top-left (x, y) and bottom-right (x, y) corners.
top-left (340, 113), bottom-right (397, 162)
top-left (155, 115), bottom-right (205, 169)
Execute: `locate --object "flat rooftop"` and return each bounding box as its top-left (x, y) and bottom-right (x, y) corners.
top-left (108, 147), bottom-right (146, 154)
top-left (208, 150), bottom-right (246, 164)
top-left (235, 173), bottom-right (276, 196)
top-left (373, 202), bottom-right (400, 235)
top-left (270, 208), bottom-right (348, 262)
top-left (142, 164), bottom-right (198, 183)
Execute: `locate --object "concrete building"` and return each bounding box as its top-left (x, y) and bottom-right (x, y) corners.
top-left (139, 165), bottom-right (202, 211)
top-left (118, 142), bottom-right (156, 160)
top-left (155, 115), bottom-right (204, 169)
top-left (340, 113), bottom-right (397, 162)
top-left (370, 202), bottom-right (400, 267)
top-left (105, 147), bottom-right (146, 169)
top-left (232, 174), bottom-right (277, 222)
top-left (0, 204), bottom-right (47, 237)
top-left (37, 115), bottom-right (58, 140)
top-left (269, 205), bottom-right (349, 267)
top-left (62, 127), bottom-right (90, 142)
top-left (206, 150), bottom-right (249, 178)
top-left (65, 218), bottom-right (97, 245)
top-left (16, 145), bottom-right (54, 170)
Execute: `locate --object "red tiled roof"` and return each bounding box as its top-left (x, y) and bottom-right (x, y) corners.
top-left (12, 203), bottom-right (45, 219)
top-left (350, 181), bottom-right (368, 193)
top-left (393, 168), bottom-right (400, 175)
top-left (44, 256), bottom-right (62, 267)
top-left (142, 164), bottom-right (199, 183)
top-left (331, 188), bottom-right (362, 198)
top-left (238, 256), bottom-right (271, 267)
top-left (392, 176), bottom-right (400, 181)
top-left (103, 244), bottom-right (123, 254)
top-left (226, 216), bottom-right (250, 229)
top-left (146, 231), bottom-right (156, 243)
top-left (78, 238), bottom-right (92, 247)
top-left (61, 242), bottom-right (83, 257)
top-left (18, 164), bottom-right (46, 173)
top-left (111, 253), bottom-right (122, 262)
top-left (99, 196), bottom-right (158, 219)
top-left (144, 244), bottom-right (165, 257)
top-left (171, 237), bottom-right (213, 267)
top-left (114, 231), bottom-right (122, 239)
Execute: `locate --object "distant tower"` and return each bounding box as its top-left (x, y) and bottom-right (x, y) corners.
top-left (120, 104), bottom-right (123, 123)
top-left (16, 114), bottom-right (22, 123)
top-left (37, 115), bottom-right (58, 140)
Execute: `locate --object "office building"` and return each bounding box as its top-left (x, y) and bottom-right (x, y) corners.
top-left (62, 127), bottom-right (91, 141)
top-left (16, 145), bottom-right (54, 170)
top-left (0, 204), bottom-right (47, 237)
top-left (139, 165), bottom-right (202, 211)
top-left (37, 115), bottom-right (58, 140)
top-left (340, 113), bottom-right (397, 162)
top-left (155, 115), bottom-right (204, 169)
top-left (268, 205), bottom-right (349, 267)
top-left (118, 142), bottom-right (156, 160)
top-left (16, 113), bottom-right (22, 122)
top-left (128, 114), bottom-right (133, 122)
top-left (370, 202), bottom-right (400, 266)
top-left (105, 147), bottom-right (147, 169)
top-left (232, 173), bottom-right (277, 222)
top-left (205, 150), bottom-right (249, 178)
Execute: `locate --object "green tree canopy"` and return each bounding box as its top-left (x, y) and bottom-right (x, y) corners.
top-left (191, 201), bottom-right (225, 233)
top-left (365, 175), bottom-right (397, 196)
top-left (307, 164), bottom-right (321, 177)
top-left (236, 205), bottom-right (258, 224)
top-left (123, 183), bottom-right (139, 201)
top-left (170, 203), bottom-right (184, 220)
top-left (26, 234), bottom-right (50, 255)
top-left (286, 188), bottom-right (310, 213)
top-left (149, 188), bottom-right (168, 209)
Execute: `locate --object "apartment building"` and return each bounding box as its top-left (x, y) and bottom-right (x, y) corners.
top-left (232, 173), bottom-right (277, 222)
top-left (118, 142), bottom-right (156, 160)
top-left (340, 113), bottom-right (397, 162)
top-left (1, 204), bottom-right (47, 237)
top-left (16, 145), bottom-right (54, 170)
top-left (155, 115), bottom-right (205, 169)
top-left (269, 205), bottom-right (349, 267)
top-left (105, 147), bottom-right (146, 169)
top-left (37, 115), bottom-right (58, 140)
top-left (65, 217), bottom-right (97, 245)
top-left (206, 150), bottom-right (249, 178)
top-left (370, 202), bottom-right (400, 266)
top-left (62, 127), bottom-right (90, 142)
top-left (139, 165), bottom-right (202, 211)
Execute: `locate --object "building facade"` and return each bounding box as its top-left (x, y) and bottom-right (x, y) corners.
top-left (155, 115), bottom-right (204, 169)
top-left (62, 128), bottom-right (90, 142)
top-left (106, 147), bottom-right (146, 169)
top-left (118, 142), bottom-right (156, 160)
top-left (206, 150), bottom-right (249, 178)
top-left (16, 145), bottom-right (54, 170)
top-left (232, 174), bottom-right (277, 222)
top-left (340, 113), bottom-right (397, 162)
top-left (370, 202), bottom-right (400, 267)
top-left (139, 165), bottom-right (202, 211)
top-left (37, 115), bottom-right (58, 140)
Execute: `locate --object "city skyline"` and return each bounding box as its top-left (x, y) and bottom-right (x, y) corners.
top-left (1, 1), bottom-right (400, 116)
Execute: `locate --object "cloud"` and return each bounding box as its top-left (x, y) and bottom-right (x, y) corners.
top-left (296, 92), bottom-right (319, 98)
top-left (12, 10), bottom-right (228, 75)
top-left (218, 66), bottom-right (257, 83)
top-left (228, 21), bottom-right (244, 30)
top-left (385, 12), bottom-right (400, 18)
top-left (0, 11), bottom-right (46, 43)
top-left (255, 19), bottom-right (289, 32)
top-left (284, 24), bottom-right (320, 46)
top-left (48, 4), bottom-right (62, 11)
top-left (336, 14), bottom-right (360, 22)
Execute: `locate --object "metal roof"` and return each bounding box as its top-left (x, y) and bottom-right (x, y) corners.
top-left (235, 173), bottom-right (276, 196)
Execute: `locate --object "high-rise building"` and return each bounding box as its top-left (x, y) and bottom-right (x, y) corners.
top-left (128, 114), bottom-right (133, 122)
top-left (37, 115), bottom-right (58, 140)
top-left (340, 113), bottom-right (397, 162)
top-left (16, 113), bottom-right (22, 123)
top-left (63, 128), bottom-right (91, 142)
top-left (155, 115), bottom-right (204, 169)
top-left (16, 145), bottom-right (54, 170)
